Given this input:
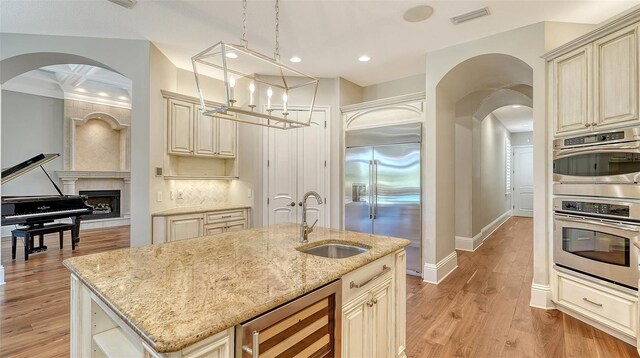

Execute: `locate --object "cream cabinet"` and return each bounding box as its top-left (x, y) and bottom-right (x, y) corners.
top-left (153, 207), bottom-right (249, 244)
top-left (341, 251), bottom-right (406, 358)
top-left (168, 213), bottom-right (204, 242)
top-left (594, 25), bottom-right (639, 129)
top-left (551, 45), bottom-right (592, 136)
top-left (549, 23), bottom-right (640, 137)
top-left (165, 92), bottom-right (237, 159)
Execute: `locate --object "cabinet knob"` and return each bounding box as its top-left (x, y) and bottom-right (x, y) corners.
top-left (367, 300), bottom-right (374, 307)
top-left (591, 122), bottom-right (597, 127)
top-left (372, 298), bottom-right (378, 305)
top-left (584, 123), bottom-right (590, 128)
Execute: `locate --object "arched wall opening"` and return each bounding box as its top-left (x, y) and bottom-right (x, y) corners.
top-left (424, 51), bottom-right (539, 286)
top-left (0, 33), bottom-right (153, 264)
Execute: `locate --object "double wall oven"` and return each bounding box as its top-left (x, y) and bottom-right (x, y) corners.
top-left (553, 128), bottom-right (640, 290)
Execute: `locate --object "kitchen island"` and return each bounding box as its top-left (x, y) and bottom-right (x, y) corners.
top-left (64, 223), bottom-right (410, 357)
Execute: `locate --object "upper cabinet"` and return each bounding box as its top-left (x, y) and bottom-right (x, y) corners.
top-left (166, 93), bottom-right (237, 158)
top-left (594, 25), bottom-right (639, 128)
top-left (548, 23), bottom-right (640, 137)
top-left (552, 45), bottom-right (592, 135)
top-left (162, 91), bottom-right (238, 179)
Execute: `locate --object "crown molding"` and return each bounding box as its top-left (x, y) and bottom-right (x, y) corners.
top-left (341, 91), bottom-right (426, 113)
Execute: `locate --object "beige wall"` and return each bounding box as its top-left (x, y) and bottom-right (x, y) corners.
top-left (362, 74), bottom-right (425, 102)
top-left (512, 131), bottom-right (533, 146)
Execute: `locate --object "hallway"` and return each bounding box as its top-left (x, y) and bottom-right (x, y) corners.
top-left (405, 217), bottom-right (638, 357)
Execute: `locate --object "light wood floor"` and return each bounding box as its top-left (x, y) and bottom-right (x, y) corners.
top-left (0, 226), bottom-right (130, 358)
top-left (406, 217), bottom-right (638, 358)
top-left (0, 219), bottom-right (637, 357)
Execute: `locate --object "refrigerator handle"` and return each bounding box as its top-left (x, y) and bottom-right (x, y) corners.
top-left (371, 160), bottom-right (378, 219)
top-left (369, 160), bottom-right (374, 219)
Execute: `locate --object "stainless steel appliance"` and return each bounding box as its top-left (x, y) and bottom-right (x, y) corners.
top-left (553, 197), bottom-right (640, 289)
top-left (236, 280), bottom-right (341, 357)
top-left (553, 127), bottom-right (640, 183)
top-left (344, 123), bottom-right (422, 275)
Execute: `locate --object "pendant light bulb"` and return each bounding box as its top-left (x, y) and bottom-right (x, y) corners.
top-left (249, 82), bottom-right (255, 94)
top-left (229, 77), bottom-right (236, 88)
top-left (267, 87), bottom-right (273, 110)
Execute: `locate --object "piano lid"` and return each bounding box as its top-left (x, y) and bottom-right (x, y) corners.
top-left (1, 153), bottom-right (60, 185)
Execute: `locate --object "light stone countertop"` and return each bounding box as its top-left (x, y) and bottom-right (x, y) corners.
top-left (151, 203), bottom-right (251, 216)
top-left (63, 223), bottom-right (410, 353)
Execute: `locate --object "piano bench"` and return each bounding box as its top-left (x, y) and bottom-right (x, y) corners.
top-left (11, 223), bottom-right (78, 261)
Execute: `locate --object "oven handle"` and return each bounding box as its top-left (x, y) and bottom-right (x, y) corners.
top-left (554, 144), bottom-right (640, 159)
top-left (554, 214), bottom-right (640, 233)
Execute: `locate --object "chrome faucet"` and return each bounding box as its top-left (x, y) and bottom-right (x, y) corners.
top-left (300, 191), bottom-right (323, 243)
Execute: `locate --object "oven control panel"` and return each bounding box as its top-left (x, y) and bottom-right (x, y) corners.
top-left (563, 131), bottom-right (625, 146)
top-left (561, 201), bottom-right (630, 217)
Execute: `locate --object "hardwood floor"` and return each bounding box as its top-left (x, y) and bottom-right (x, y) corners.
top-left (0, 219), bottom-right (637, 357)
top-left (0, 226), bottom-right (130, 358)
top-left (406, 217), bottom-right (639, 358)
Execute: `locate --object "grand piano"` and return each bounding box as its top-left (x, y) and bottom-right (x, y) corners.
top-left (1, 154), bottom-right (93, 253)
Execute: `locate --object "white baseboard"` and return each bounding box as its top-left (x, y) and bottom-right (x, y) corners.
top-left (423, 251), bottom-right (458, 284)
top-left (455, 233), bottom-right (483, 252)
top-left (0, 265), bottom-right (4, 285)
top-left (530, 283), bottom-right (554, 309)
top-left (455, 210), bottom-right (512, 252)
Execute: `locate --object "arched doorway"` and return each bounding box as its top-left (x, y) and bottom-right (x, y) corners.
top-left (423, 53), bottom-right (535, 284)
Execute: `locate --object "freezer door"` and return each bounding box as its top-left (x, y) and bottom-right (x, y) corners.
top-left (345, 147), bottom-right (373, 234)
top-left (373, 144), bottom-right (422, 274)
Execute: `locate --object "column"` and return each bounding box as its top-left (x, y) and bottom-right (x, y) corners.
top-left (123, 178), bottom-right (131, 219)
top-left (61, 177), bottom-right (78, 195)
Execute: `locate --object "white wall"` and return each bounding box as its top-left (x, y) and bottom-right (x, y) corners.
top-left (1, 90), bottom-right (64, 196)
top-left (512, 131), bottom-right (533, 146)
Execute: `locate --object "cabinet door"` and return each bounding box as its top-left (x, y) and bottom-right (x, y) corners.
top-left (168, 98), bottom-right (194, 154)
top-left (370, 278), bottom-right (393, 358)
top-left (342, 293), bottom-right (371, 358)
top-left (217, 118), bottom-right (237, 158)
top-left (225, 220), bottom-right (246, 232)
top-left (195, 111), bottom-right (217, 157)
top-left (168, 214), bottom-right (204, 242)
top-left (204, 223), bottom-right (225, 236)
top-left (552, 45), bottom-right (592, 136)
top-left (594, 25), bottom-right (639, 128)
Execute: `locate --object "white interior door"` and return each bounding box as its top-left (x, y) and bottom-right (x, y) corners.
top-left (267, 110), bottom-right (299, 224)
top-left (298, 110), bottom-right (327, 227)
top-left (266, 108), bottom-right (328, 226)
top-left (513, 146), bottom-right (534, 217)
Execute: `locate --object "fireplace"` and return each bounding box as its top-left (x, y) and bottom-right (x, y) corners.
top-left (79, 190), bottom-right (121, 220)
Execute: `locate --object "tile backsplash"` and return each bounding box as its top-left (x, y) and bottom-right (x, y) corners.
top-left (173, 180), bottom-right (229, 206)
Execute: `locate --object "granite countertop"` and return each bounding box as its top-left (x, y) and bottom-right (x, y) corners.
top-left (151, 203), bottom-right (251, 216)
top-left (63, 224), bottom-right (410, 353)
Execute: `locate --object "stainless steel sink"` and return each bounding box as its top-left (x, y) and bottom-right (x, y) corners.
top-left (298, 242), bottom-right (369, 259)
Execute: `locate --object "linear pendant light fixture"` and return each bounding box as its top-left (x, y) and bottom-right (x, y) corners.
top-left (192, 0), bottom-right (319, 129)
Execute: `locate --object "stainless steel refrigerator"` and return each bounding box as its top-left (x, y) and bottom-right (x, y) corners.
top-left (345, 123), bottom-right (422, 275)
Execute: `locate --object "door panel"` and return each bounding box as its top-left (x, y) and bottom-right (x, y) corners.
top-left (342, 294), bottom-right (370, 358)
top-left (553, 45), bottom-right (592, 135)
top-left (373, 144), bottom-right (421, 273)
top-left (195, 112), bottom-right (216, 156)
top-left (371, 279), bottom-right (393, 358)
top-left (169, 99), bottom-right (194, 154)
top-left (298, 110), bottom-right (326, 227)
top-left (268, 113), bottom-right (298, 224)
top-left (345, 147), bottom-right (373, 234)
top-left (217, 118), bottom-right (237, 157)
top-left (514, 146), bottom-right (534, 217)
top-left (169, 214), bottom-right (203, 242)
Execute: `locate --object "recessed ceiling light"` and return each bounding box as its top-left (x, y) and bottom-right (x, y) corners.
top-left (97, 92), bottom-right (109, 97)
top-left (511, 105), bottom-right (522, 109)
top-left (358, 55), bottom-right (371, 62)
top-left (76, 88), bottom-right (87, 93)
top-left (403, 5), bottom-right (434, 23)
top-left (118, 95), bottom-right (129, 100)
top-left (289, 56), bottom-right (302, 63)
top-left (225, 52), bottom-right (238, 59)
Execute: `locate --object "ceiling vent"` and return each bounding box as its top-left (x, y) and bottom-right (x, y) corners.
top-left (107, 0), bottom-right (136, 9)
top-left (450, 7), bottom-right (490, 25)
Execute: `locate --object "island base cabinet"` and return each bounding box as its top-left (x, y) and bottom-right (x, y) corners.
top-left (71, 274), bottom-right (234, 358)
top-left (341, 250), bottom-right (406, 358)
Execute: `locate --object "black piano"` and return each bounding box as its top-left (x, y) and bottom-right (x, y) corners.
top-left (2, 154), bottom-right (93, 253)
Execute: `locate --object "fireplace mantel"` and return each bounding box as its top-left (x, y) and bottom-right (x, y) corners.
top-left (56, 171), bottom-right (131, 180)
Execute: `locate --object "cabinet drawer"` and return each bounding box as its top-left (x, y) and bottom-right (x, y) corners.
top-left (226, 220), bottom-right (246, 232)
top-left (205, 210), bottom-right (245, 224)
top-left (557, 274), bottom-right (637, 336)
top-left (342, 254), bottom-right (394, 304)
top-left (204, 223), bottom-right (226, 236)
